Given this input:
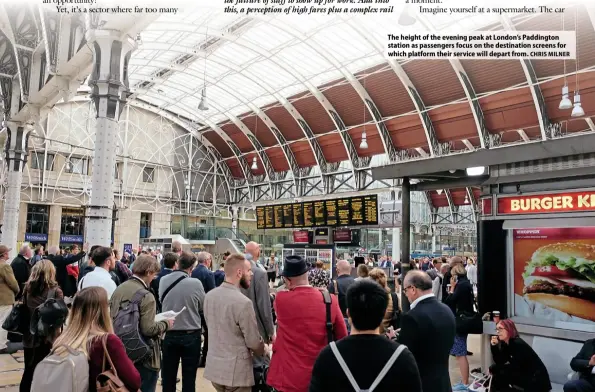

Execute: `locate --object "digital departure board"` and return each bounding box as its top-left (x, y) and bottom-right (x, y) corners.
top-left (292, 203), bottom-right (304, 227)
top-left (337, 198), bottom-right (351, 226)
top-left (283, 204), bottom-right (293, 228)
top-left (255, 194), bottom-right (379, 229)
top-left (303, 202), bottom-right (314, 227)
top-left (314, 201), bottom-right (326, 226)
top-left (264, 206), bottom-right (274, 229)
top-left (256, 207), bottom-right (266, 230)
top-left (350, 196), bottom-right (364, 225)
top-left (273, 205), bottom-right (284, 229)
top-left (364, 195), bottom-right (379, 224)
top-left (325, 199), bottom-right (338, 226)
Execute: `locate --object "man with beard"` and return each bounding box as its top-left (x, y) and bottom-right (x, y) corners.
top-left (203, 253), bottom-right (267, 392)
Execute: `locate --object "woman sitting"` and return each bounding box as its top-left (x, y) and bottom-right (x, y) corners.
top-left (490, 319), bottom-right (551, 392)
top-left (52, 287), bottom-right (140, 392)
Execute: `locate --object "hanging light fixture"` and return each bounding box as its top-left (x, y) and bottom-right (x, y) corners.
top-left (571, 8), bottom-right (585, 118)
top-left (66, 160), bottom-right (72, 171)
top-left (436, 189), bottom-right (443, 195)
top-left (198, 27), bottom-right (209, 111)
top-left (198, 88), bottom-right (208, 111)
top-left (464, 194), bottom-right (469, 204)
top-left (466, 166), bottom-right (485, 176)
top-left (360, 130), bottom-right (368, 149)
top-left (559, 13), bottom-right (572, 110)
top-left (398, 8), bottom-right (416, 26)
top-left (135, 33), bottom-right (143, 48)
top-left (251, 156), bottom-right (258, 170)
top-left (360, 72), bottom-right (368, 149)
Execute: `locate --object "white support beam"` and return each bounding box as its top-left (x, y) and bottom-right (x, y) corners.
top-left (517, 129), bottom-right (531, 142)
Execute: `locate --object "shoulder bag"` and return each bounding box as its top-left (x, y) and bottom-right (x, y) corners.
top-left (455, 286), bottom-right (483, 335)
top-left (96, 335), bottom-right (131, 392)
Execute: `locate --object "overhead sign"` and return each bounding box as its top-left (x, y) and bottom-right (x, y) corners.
top-left (60, 234), bottom-right (84, 243)
top-left (256, 195), bottom-right (379, 229)
top-left (498, 191), bottom-right (595, 215)
top-left (25, 233), bottom-right (48, 242)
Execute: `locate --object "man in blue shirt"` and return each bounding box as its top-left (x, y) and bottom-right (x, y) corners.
top-left (191, 251), bottom-right (215, 367)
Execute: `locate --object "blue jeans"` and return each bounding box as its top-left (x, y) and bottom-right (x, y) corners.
top-left (161, 330), bottom-right (202, 392)
top-left (564, 379), bottom-right (595, 392)
top-left (135, 363), bottom-right (159, 392)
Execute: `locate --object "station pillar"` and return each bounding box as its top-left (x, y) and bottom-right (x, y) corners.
top-left (1, 123), bottom-right (31, 258)
top-left (85, 29), bottom-right (135, 246)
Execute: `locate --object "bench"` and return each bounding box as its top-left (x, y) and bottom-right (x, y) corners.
top-left (524, 335), bottom-right (582, 392)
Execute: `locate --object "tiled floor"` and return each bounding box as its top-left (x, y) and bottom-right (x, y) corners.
top-left (0, 335), bottom-right (481, 391)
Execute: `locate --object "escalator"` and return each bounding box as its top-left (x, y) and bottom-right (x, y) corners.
top-left (215, 237), bottom-right (246, 254)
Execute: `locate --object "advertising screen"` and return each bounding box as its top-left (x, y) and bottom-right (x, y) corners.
top-left (293, 231), bottom-right (309, 243)
top-left (513, 227), bottom-right (595, 327)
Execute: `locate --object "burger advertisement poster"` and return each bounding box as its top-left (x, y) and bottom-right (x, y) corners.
top-left (514, 228), bottom-right (595, 325)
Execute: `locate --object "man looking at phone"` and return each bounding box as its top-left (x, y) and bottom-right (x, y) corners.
top-left (398, 270), bottom-right (456, 392)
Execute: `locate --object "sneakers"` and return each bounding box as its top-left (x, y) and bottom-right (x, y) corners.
top-left (452, 381), bottom-right (469, 391)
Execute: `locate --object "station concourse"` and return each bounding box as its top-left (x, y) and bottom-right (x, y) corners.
top-left (0, 4), bottom-right (594, 392)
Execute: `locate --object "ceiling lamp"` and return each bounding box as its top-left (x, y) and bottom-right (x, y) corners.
top-left (198, 89), bottom-right (208, 111)
top-left (466, 166), bottom-right (485, 176)
top-left (135, 33), bottom-right (143, 48)
top-left (571, 92), bottom-right (585, 117)
top-left (464, 194), bottom-right (469, 204)
top-left (360, 130), bottom-right (368, 149)
top-left (559, 13), bottom-right (572, 110)
top-left (398, 8), bottom-right (416, 26)
top-left (559, 85), bottom-right (573, 110)
top-left (66, 160), bottom-right (72, 171)
top-left (251, 156), bottom-right (258, 170)
top-left (436, 189), bottom-right (443, 195)
top-left (571, 9), bottom-right (584, 118)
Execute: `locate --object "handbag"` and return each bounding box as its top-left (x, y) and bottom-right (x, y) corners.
top-left (96, 335), bottom-right (131, 392)
top-left (2, 302), bottom-right (28, 334)
top-left (455, 286), bottom-right (483, 335)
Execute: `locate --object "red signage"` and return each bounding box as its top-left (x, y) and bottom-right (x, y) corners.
top-left (333, 229), bottom-right (351, 242)
top-left (498, 191), bottom-right (595, 215)
top-left (481, 197), bottom-right (492, 216)
top-left (293, 231), bottom-right (309, 243)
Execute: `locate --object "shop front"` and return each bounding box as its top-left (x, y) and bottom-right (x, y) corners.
top-left (25, 204), bottom-right (50, 249)
top-left (478, 187), bottom-right (595, 387)
top-left (60, 207), bottom-right (85, 249)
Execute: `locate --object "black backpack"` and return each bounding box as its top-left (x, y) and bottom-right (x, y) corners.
top-left (389, 292), bottom-right (401, 329)
top-left (113, 288), bottom-right (153, 363)
top-left (29, 289), bottom-right (68, 341)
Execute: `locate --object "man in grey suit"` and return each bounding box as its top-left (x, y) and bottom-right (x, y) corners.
top-left (203, 253), bottom-right (267, 392)
top-left (242, 241), bottom-right (275, 344)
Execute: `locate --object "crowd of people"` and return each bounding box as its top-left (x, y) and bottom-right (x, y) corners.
top-left (0, 241), bottom-right (593, 392)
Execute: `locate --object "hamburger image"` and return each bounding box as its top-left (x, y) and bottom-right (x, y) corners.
top-left (522, 242), bottom-right (595, 322)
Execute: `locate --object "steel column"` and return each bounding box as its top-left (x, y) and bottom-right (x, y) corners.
top-left (401, 177), bottom-right (411, 312)
top-left (1, 122), bottom-right (31, 258)
top-left (86, 29), bottom-right (135, 246)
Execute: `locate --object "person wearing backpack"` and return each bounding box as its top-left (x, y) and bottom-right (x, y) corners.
top-left (110, 254), bottom-right (173, 392)
top-left (36, 286), bottom-right (140, 392)
top-left (309, 280), bottom-right (422, 392)
top-left (20, 260), bottom-right (66, 392)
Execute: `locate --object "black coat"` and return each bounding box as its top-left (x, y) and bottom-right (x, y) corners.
top-left (490, 337), bottom-right (552, 392)
top-left (398, 296), bottom-right (456, 392)
top-left (47, 252), bottom-right (86, 297)
top-left (10, 254), bottom-right (31, 300)
top-left (570, 338), bottom-right (595, 385)
top-left (444, 275), bottom-right (474, 316)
